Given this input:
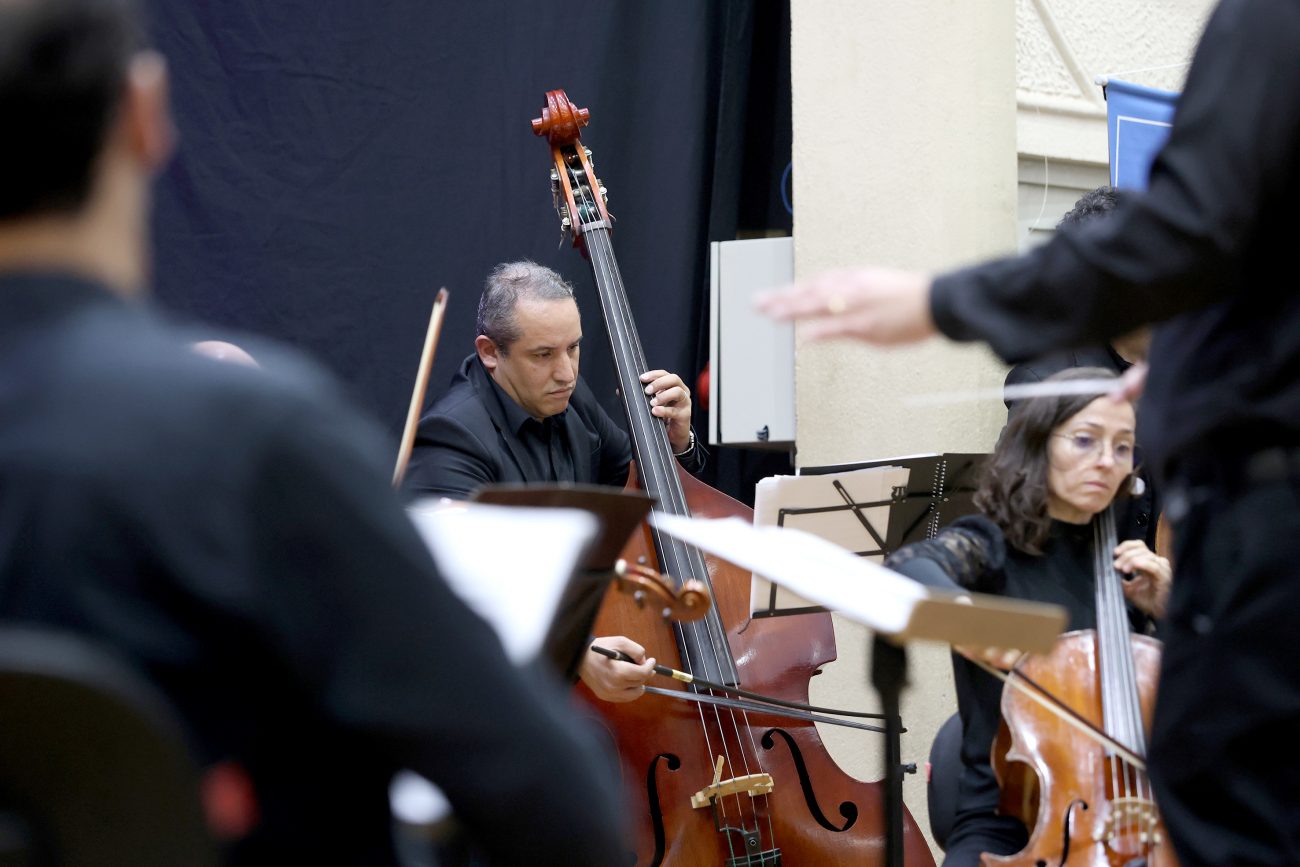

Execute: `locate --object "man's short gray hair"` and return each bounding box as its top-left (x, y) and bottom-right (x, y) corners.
top-left (476, 260), bottom-right (577, 353)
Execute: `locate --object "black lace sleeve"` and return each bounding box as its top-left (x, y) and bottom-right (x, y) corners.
top-left (885, 514), bottom-right (1007, 592)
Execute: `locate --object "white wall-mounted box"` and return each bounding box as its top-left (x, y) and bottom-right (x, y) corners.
top-left (708, 237), bottom-right (795, 447)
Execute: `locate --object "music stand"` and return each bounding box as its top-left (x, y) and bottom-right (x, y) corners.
top-left (397, 486), bottom-right (654, 848)
top-left (751, 463), bottom-right (907, 617)
top-left (799, 452), bottom-right (987, 553)
top-left (648, 513), bottom-right (1067, 867)
top-left (471, 484), bottom-right (654, 679)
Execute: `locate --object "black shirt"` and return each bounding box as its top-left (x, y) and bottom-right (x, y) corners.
top-left (0, 272), bottom-right (626, 865)
top-left (931, 0), bottom-right (1300, 483)
top-left (484, 364), bottom-right (582, 484)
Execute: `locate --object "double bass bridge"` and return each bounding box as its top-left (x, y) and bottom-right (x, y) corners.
top-left (691, 756), bottom-right (782, 866)
top-left (690, 756), bottom-right (774, 809)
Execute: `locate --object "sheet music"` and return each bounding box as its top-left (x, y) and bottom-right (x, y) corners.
top-left (751, 465), bottom-right (910, 615)
top-left (395, 500), bottom-right (598, 828)
top-left (660, 513), bottom-right (925, 634)
top-left (654, 513), bottom-right (1067, 649)
top-left (405, 499), bottom-right (597, 664)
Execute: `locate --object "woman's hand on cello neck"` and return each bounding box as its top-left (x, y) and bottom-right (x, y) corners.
top-left (1114, 538), bottom-right (1172, 620)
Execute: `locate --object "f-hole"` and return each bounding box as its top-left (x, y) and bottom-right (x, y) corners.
top-left (645, 753), bottom-right (682, 867)
top-left (1048, 799), bottom-right (1090, 867)
top-left (761, 729), bottom-right (859, 832)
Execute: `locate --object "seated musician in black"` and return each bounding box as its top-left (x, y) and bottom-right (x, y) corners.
top-left (405, 260), bottom-right (706, 702)
top-left (0, 2), bottom-right (624, 864)
top-left (1003, 187), bottom-right (1160, 550)
top-left (887, 369), bottom-right (1171, 866)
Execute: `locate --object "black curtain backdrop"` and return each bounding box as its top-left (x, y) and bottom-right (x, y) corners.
top-left (146, 0), bottom-right (792, 503)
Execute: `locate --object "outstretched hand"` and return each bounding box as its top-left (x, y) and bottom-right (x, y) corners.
top-left (755, 267), bottom-right (937, 345)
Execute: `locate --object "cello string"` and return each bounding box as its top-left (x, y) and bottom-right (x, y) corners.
top-left (595, 233), bottom-right (785, 851)
top-left (1095, 510), bottom-right (1133, 826)
top-left (1098, 506), bottom-right (1156, 845)
top-left (1109, 509), bottom-right (1153, 841)
top-left (1095, 514), bottom-right (1121, 810)
top-left (572, 175), bottom-right (762, 849)
top-left (1102, 509), bottom-right (1154, 842)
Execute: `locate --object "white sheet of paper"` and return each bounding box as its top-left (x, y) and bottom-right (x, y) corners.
top-left (654, 513), bottom-right (926, 635)
top-left (395, 500), bottom-right (598, 828)
top-left (751, 466), bottom-right (911, 614)
top-left (405, 499), bottom-right (597, 664)
top-left (653, 512), bottom-right (1067, 650)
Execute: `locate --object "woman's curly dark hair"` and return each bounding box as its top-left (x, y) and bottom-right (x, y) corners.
top-left (975, 367), bottom-right (1136, 555)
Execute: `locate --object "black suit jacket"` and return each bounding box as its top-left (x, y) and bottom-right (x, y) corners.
top-left (405, 353), bottom-right (704, 499)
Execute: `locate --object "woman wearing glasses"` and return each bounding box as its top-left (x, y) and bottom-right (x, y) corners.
top-left (887, 367), bottom-right (1171, 867)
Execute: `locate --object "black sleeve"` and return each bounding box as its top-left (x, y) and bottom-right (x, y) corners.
top-left (674, 427), bottom-right (708, 476)
top-left (251, 395), bottom-right (627, 866)
top-left (402, 413), bottom-right (496, 500)
top-left (885, 515), bottom-right (1007, 593)
top-left (930, 0), bottom-right (1300, 362)
top-left (589, 397), bottom-right (634, 487)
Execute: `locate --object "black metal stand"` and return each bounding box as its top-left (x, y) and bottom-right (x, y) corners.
top-left (871, 634), bottom-right (910, 867)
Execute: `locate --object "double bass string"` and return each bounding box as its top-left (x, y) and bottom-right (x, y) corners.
top-left (573, 209), bottom-right (746, 849)
top-left (572, 171), bottom-right (779, 857)
top-left (584, 228), bottom-right (765, 853)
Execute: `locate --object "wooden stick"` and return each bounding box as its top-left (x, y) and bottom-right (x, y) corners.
top-left (972, 658), bottom-right (1148, 771)
top-left (392, 288), bottom-right (449, 488)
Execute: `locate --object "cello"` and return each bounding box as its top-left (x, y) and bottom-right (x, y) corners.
top-left (531, 90), bottom-right (935, 867)
top-left (987, 505), bottom-right (1176, 866)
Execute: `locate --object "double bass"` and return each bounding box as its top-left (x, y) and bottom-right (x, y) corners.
top-left (988, 506), bottom-right (1176, 866)
top-left (531, 90), bottom-right (935, 866)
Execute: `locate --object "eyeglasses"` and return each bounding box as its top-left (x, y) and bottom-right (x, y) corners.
top-left (1051, 432), bottom-right (1135, 465)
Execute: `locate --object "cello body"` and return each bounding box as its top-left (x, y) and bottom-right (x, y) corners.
top-left (982, 499), bottom-right (1178, 867)
top-left (581, 466), bottom-right (935, 865)
top-left (989, 631), bottom-right (1174, 867)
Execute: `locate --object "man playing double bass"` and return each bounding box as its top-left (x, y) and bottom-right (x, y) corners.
top-left (405, 259), bottom-right (706, 703)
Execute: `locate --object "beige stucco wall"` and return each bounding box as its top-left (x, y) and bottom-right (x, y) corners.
top-left (790, 1), bottom-right (1017, 854)
top-left (789, 0), bottom-right (1215, 858)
